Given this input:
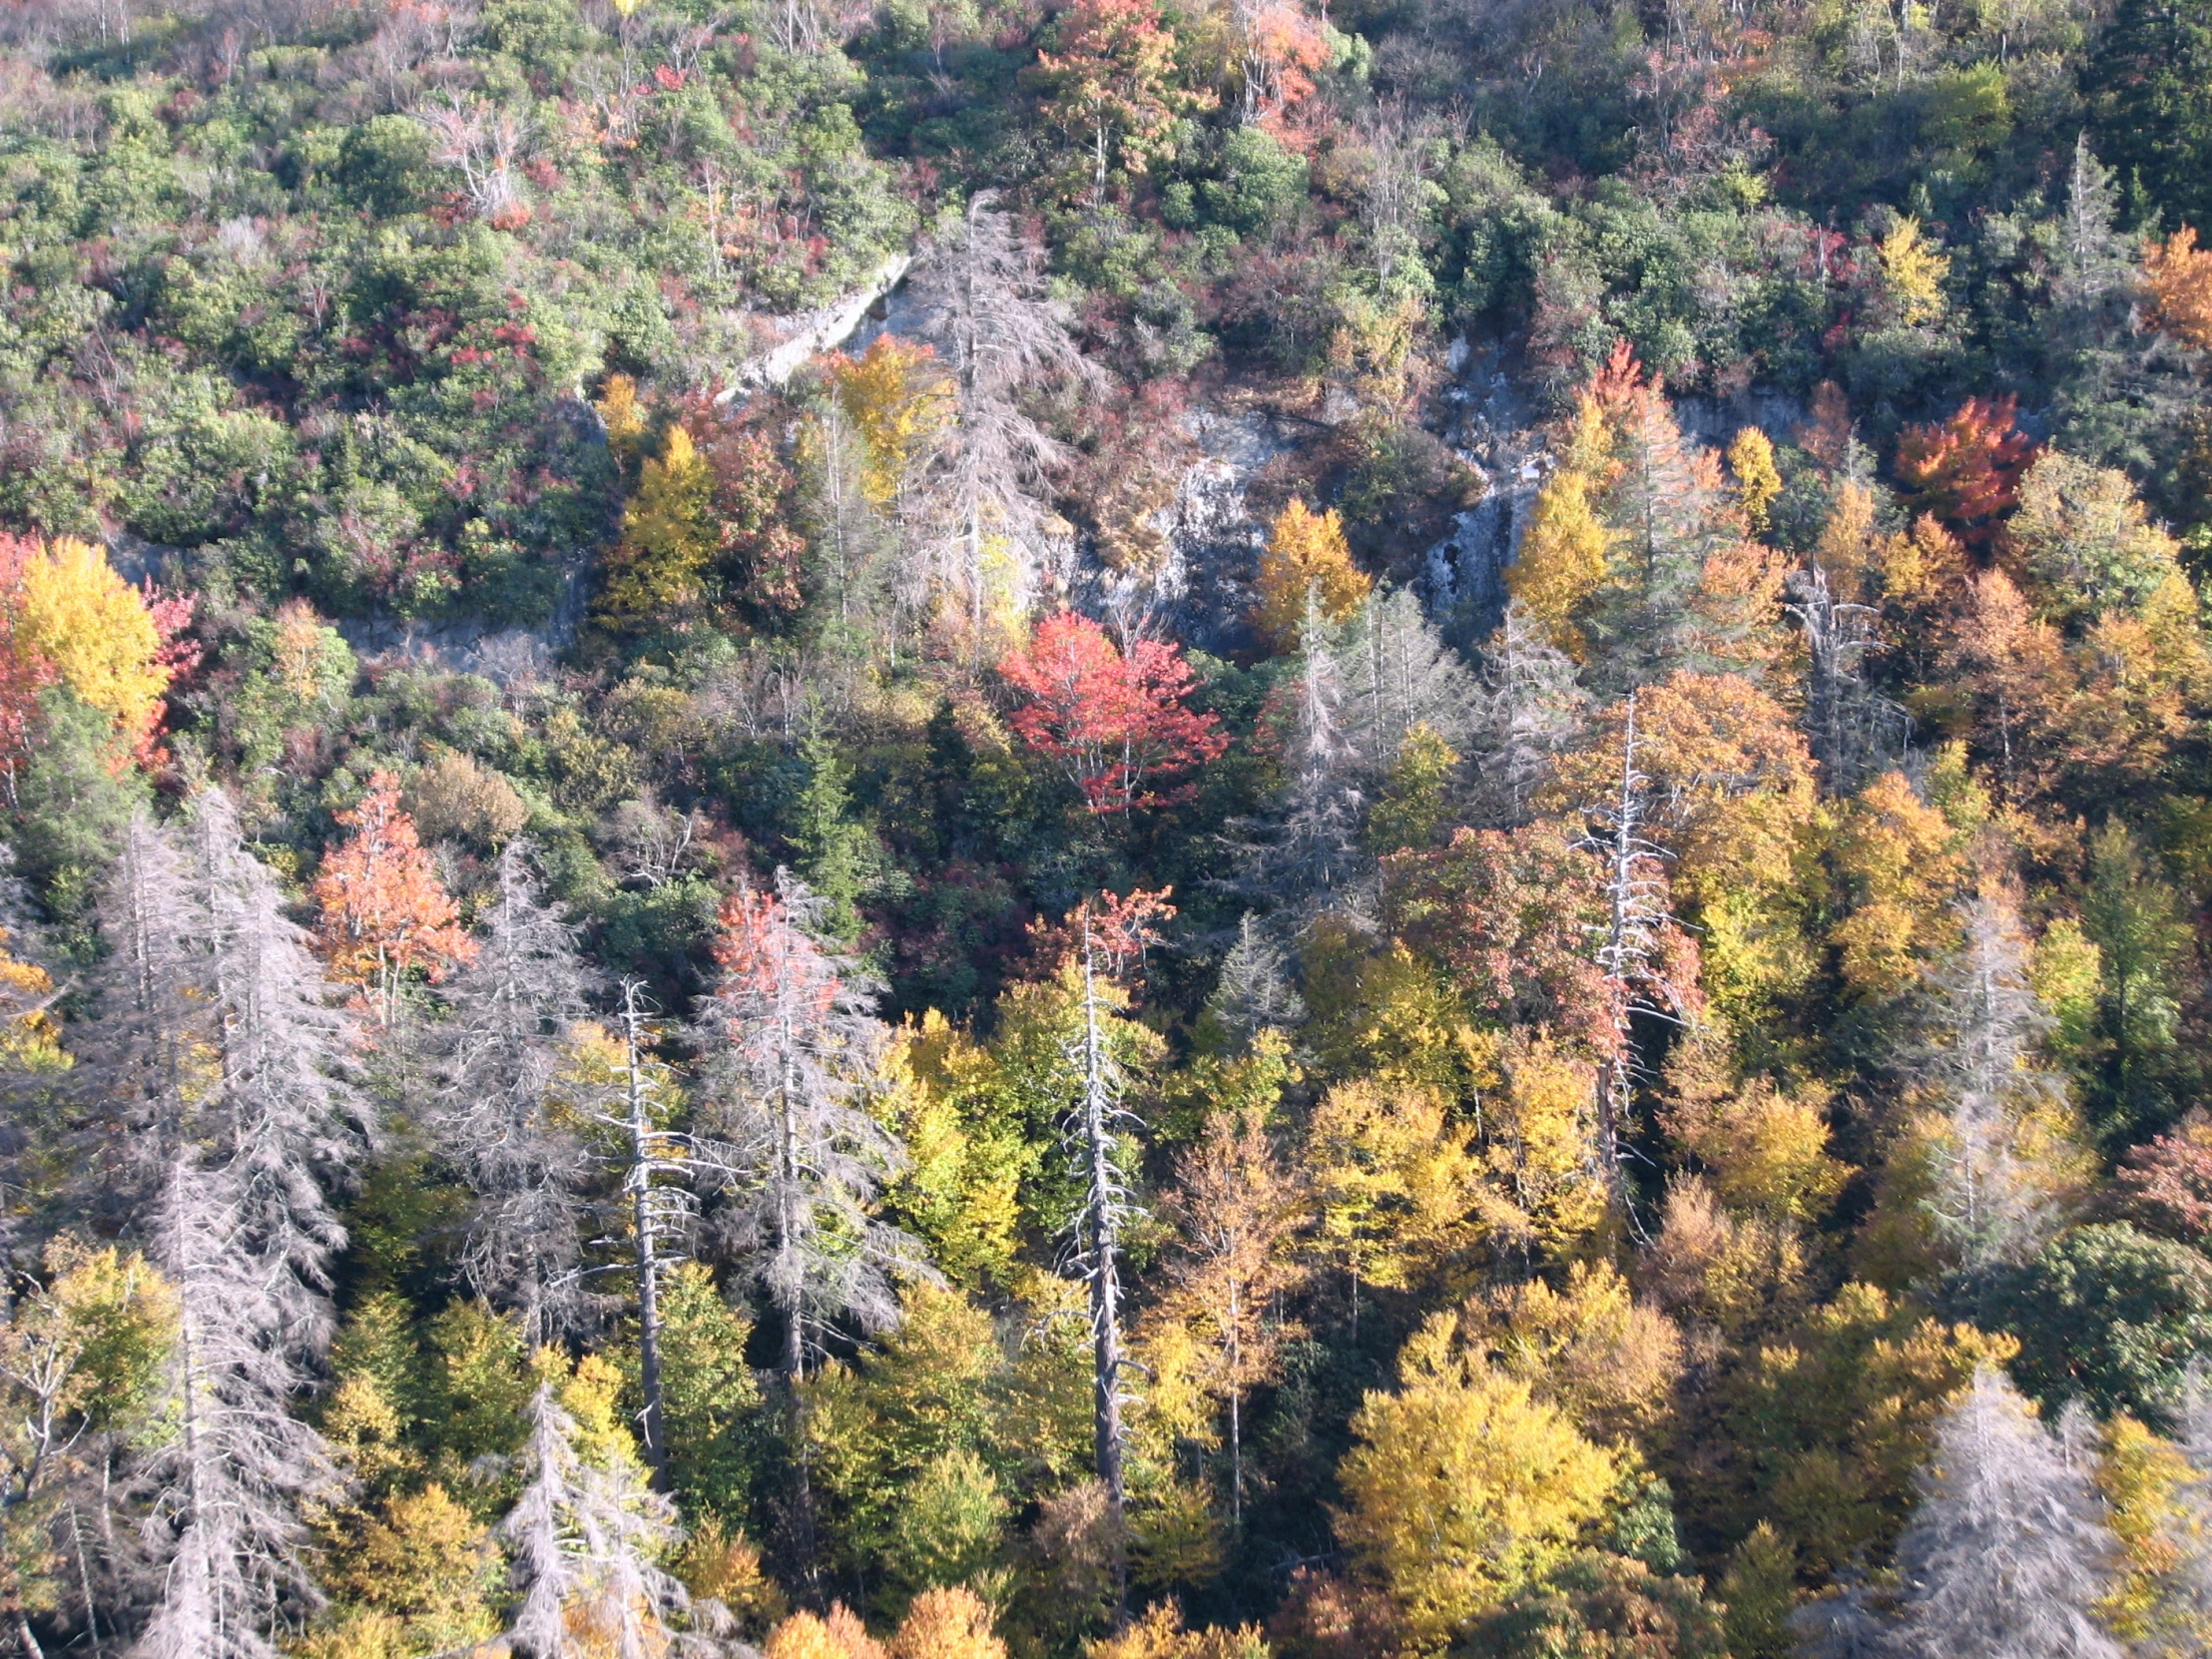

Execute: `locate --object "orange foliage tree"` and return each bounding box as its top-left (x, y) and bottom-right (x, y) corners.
top-left (1036, 0), bottom-right (1209, 198)
top-left (2144, 227), bottom-right (2212, 352)
top-left (999, 611), bottom-right (1228, 814)
top-left (1231, 0), bottom-right (1332, 138)
top-left (1895, 395), bottom-right (2037, 559)
top-left (313, 771), bottom-right (477, 1025)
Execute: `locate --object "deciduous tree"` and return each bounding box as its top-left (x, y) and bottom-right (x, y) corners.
top-left (999, 611), bottom-right (1227, 815)
top-left (313, 771), bottom-right (476, 1027)
top-left (1251, 501), bottom-right (1371, 654)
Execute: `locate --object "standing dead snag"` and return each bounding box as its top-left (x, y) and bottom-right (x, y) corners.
top-left (1579, 693), bottom-right (1691, 1207)
top-left (1044, 887), bottom-right (1173, 1623)
top-left (430, 841), bottom-right (600, 1346)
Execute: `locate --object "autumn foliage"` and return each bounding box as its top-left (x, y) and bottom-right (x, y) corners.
top-left (2144, 226), bottom-right (2212, 352)
top-left (999, 610), bottom-right (1228, 813)
top-left (313, 770), bottom-right (476, 1022)
top-left (1252, 499), bottom-right (1372, 652)
top-left (1895, 395), bottom-right (2037, 558)
top-left (0, 533), bottom-right (194, 776)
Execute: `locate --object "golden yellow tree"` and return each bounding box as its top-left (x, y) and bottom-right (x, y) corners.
top-left (1505, 469), bottom-right (1611, 658)
top-left (827, 337), bottom-right (953, 508)
top-left (1253, 500), bottom-right (1372, 652)
top-left (1337, 1321), bottom-right (1622, 1644)
top-left (1463, 1260), bottom-right (1684, 1443)
top-left (1304, 1078), bottom-right (1493, 1329)
top-left (1727, 427), bottom-right (1783, 532)
top-left (595, 425), bottom-right (718, 630)
top-left (768, 1607), bottom-right (888, 1659)
top-left (891, 1586), bottom-right (1008, 1659)
top-left (1877, 217), bottom-right (1950, 326)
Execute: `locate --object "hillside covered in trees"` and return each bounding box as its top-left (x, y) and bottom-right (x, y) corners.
top-left (7, 0), bottom-right (2212, 1647)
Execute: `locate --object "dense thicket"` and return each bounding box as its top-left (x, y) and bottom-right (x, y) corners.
top-left (4, 0), bottom-right (2212, 1649)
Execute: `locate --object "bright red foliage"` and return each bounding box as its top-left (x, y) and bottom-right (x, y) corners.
top-left (0, 536), bottom-right (58, 785)
top-left (1895, 394), bottom-right (2037, 559)
top-left (999, 611), bottom-right (1227, 815)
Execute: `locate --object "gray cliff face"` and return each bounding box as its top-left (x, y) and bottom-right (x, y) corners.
top-left (1424, 339), bottom-right (1550, 647)
top-left (1085, 405), bottom-right (1296, 653)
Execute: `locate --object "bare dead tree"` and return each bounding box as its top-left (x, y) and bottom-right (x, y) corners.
top-left (1467, 601), bottom-right (1587, 827)
top-left (500, 1381), bottom-right (686, 1659)
top-left (417, 93), bottom-right (529, 217)
top-left (909, 194), bottom-right (1100, 655)
top-left (1890, 1370), bottom-right (2123, 1659)
top-left (690, 869), bottom-right (926, 1381)
top-left (429, 841), bottom-right (601, 1346)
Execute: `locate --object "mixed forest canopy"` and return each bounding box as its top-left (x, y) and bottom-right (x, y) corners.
top-left (7, 0), bottom-right (2212, 1646)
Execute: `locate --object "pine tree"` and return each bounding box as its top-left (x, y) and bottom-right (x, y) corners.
top-left (1335, 586), bottom-right (1478, 779)
top-left (1918, 889), bottom-right (2081, 1270)
top-left (56, 794), bottom-right (371, 1659)
top-left (430, 841), bottom-right (601, 1346)
top-left (1205, 914), bottom-right (1308, 1049)
top-left (1222, 590), bottom-right (1367, 909)
top-left (1889, 1369), bottom-right (2124, 1659)
top-left (1466, 602), bottom-right (1586, 828)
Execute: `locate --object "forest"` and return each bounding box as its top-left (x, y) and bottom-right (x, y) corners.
top-left (3, 0), bottom-right (2212, 1643)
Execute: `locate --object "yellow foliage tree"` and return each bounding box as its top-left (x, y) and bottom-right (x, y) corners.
top-left (1464, 1260), bottom-right (1684, 1443)
top-left (0, 925), bottom-right (65, 1072)
top-left (1337, 1326), bottom-right (1622, 1644)
top-left (1826, 770), bottom-right (1970, 997)
top-left (14, 536), bottom-right (171, 747)
top-left (891, 1586), bottom-right (1009, 1659)
top-left (2096, 1414), bottom-right (2200, 1648)
top-left (1484, 1036), bottom-right (1609, 1255)
top-left (595, 425), bottom-right (717, 630)
top-left (1252, 500), bottom-right (1372, 653)
top-left (828, 337), bottom-right (953, 508)
top-left (1085, 1601), bottom-right (1269, 1659)
top-left (1640, 1174), bottom-right (1811, 1334)
top-left (1665, 1060), bottom-right (1849, 1226)
top-left (596, 371), bottom-right (649, 467)
top-left (876, 1013), bottom-right (1024, 1291)
top-left (1506, 470), bottom-right (1611, 659)
top-left (1304, 1078), bottom-right (1493, 1319)
top-left (315, 1485), bottom-right (501, 1657)
top-left (1727, 427), bottom-right (1782, 532)
top-left (769, 1606), bottom-right (888, 1659)
top-left (1877, 217), bottom-right (1950, 326)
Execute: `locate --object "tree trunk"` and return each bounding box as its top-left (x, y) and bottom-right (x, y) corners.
top-left (620, 990), bottom-right (668, 1487)
top-left (1079, 922), bottom-right (1130, 1627)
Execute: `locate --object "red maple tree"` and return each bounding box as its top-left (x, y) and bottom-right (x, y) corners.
top-left (999, 611), bottom-right (1228, 815)
top-left (0, 537), bottom-right (57, 795)
top-left (1895, 394), bottom-right (2037, 559)
top-left (313, 770), bottom-right (477, 1024)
